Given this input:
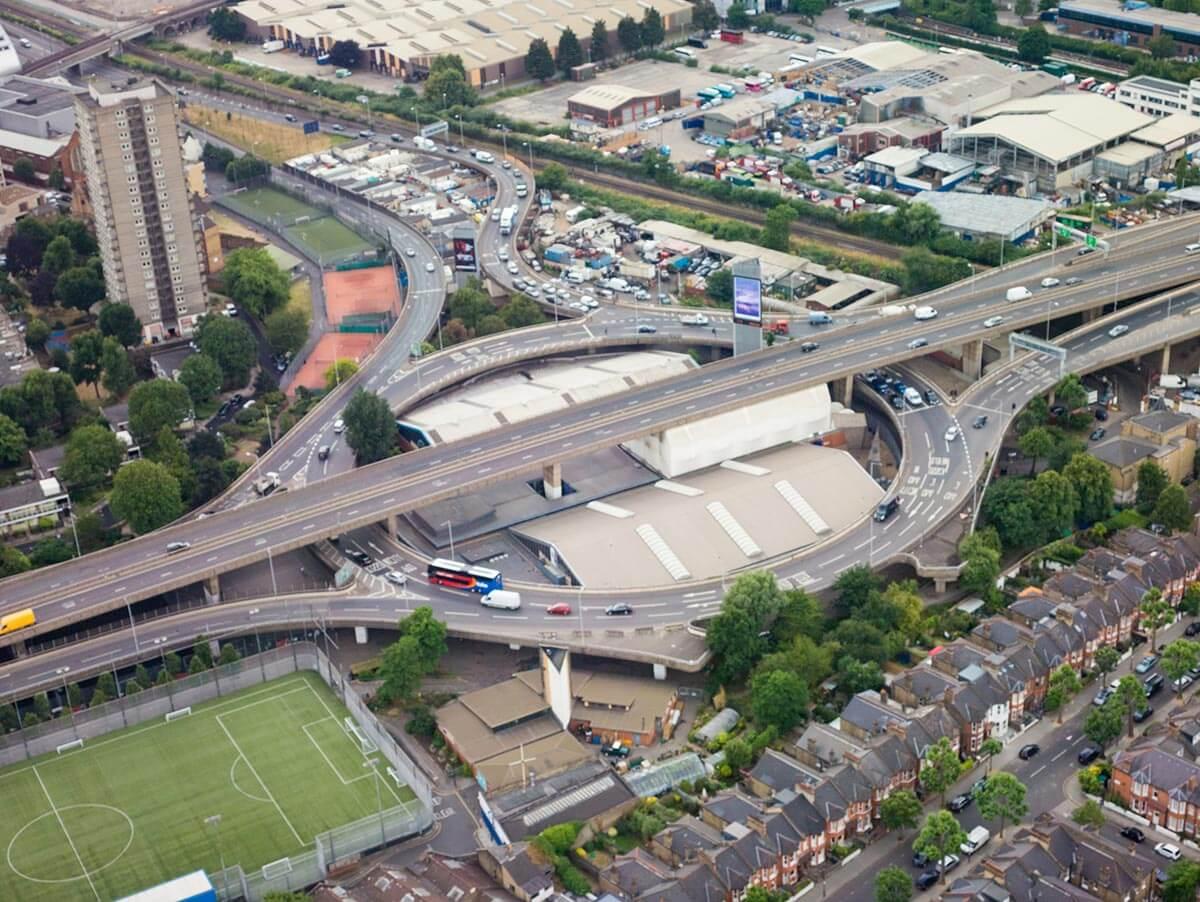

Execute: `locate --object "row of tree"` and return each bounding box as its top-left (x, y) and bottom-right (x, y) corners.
top-left (525, 9), bottom-right (666, 80)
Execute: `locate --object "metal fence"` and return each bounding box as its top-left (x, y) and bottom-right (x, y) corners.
top-left (0, 642), bottom-right (434, 899)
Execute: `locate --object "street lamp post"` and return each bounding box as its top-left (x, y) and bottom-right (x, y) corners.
top-left (456, 114), bottom-right (464, 145)
top-left (524, 140), bottom-right (534, 173)
top-left (125, 597), bottom-right (140, 652)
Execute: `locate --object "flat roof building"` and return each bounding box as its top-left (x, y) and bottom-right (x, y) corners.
top-left (1116, 74), bottom-right (1188, 118)
top-left (236, 0), bottom-right (692, 88)
top-left (567, 84), bottom-right (681, 129)
top-left (1059, 0), bottom-right (1200, 56)
top-left (913, 191), bottom-right (1054, 243)
top-left (837, 116), bottom-right (944, 158)
top-left (702, 96), bottom-right (777, 139)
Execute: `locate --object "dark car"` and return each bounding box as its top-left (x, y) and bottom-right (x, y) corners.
top-left (636, 324), bottom-right (657, 334)
top-left (1120, 826), bottom-right (1146, 843)
top-left (346, 549), bottom-right (371, 566)
top-left (1094, 407), bottom-right (1109, 421)
top-left (947, 793), bottom-right (972, 812)
top-left (800, 341), bottom-right (819, 353)
top-left (1090, 427), bottom-right (1106, 441)
top-left (924, 389), bottom-right (939, 405)
top-left (874, 497), bottom-right (900, 523)
top-left (1133, 704), bottom-right (1154, 723)
top-left (972, 414), bottom-right (988, 429)
top-left (1018, 744), bottom-right (1040, 760)
top-left (1144, 673), bottom-right (1165, 697)
top-left (1186, 622), bottom-right (1200, 637)
top-left (890, 394), bottom-right (905, 411)
top-left (1077, 745), bottom-right (1101, 765)
top-left (916, 871), bottom-right (938, 890)
top-left (218, 401), bottom-right (232, 418)
top-left (912, 849), bottom-right (932, 869)
top-left (605, 603), bottom-right (633, 616)
top-left (318, 445), bottom-right (330, 461)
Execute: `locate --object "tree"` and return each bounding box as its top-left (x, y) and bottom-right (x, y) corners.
top-left (1018, 426), bottom-right (1054, 477)
top-left (1113, 674), bottom-right (1144, 739)
top-left (980, 736), bottom-right (1004, 775)
top-left (879, 789), bottom-right (922, 838)
top-left (1017, 22), bottom-right (1051, 62)
top-left (60, 424), bottom-right (124, 489)
top-left (1084, 697), bottom-right (1123, 747)
top-left (617, 15), bottom-right (642, 55)
top-left (1016, 396), bottom-right (1049, 436)
top-left (324, 358), bottom-right (360, 391)
top-left (959, 531), bottom-right (1001, 599)
top-left (501, 295), bottom-right (545, 329)
top-left (706, 267), bottom-right (733, 304)
top-left (222, 248), bottom-right (290, 319)
top-left (538, 162), bottom-right (568, 192)
top-left (110, 459), bottom-right (183, 534)
top-left (69, 330), bottom-right (106, 396)
top-left (207, 6), bottom-right (246, 41)
top-left (398, 606), bottom-right (448, 672)
top-left (377, 635), bottom-right (424, 703)
top-left (1140, 589), bottom-right (1174, 652)
top-left (178, 353), bottom-right (222, 406)
top-left (0, 544), bottom-right (29, 577)
top-left (1149, 33), bottom-right (1176, 59)
top-left (894, 202), bottom-right (941, 244)
top-left (55, 266), bottom-right (106, 312)
top-left (342, 388), bottom-right (395, 464)
top-left (196, 315), bottom-right (257, 388)
top-left (750, 669), bottom-right (808, 733)
top-left (1162, 639), bottom-right (1200, 691)
top-left (1155, 484), bottom-right (1192, 532)
top-left (1045, 664), bottom-right (1081, 724)
top-left (1136, 459), bottom-right (1170, 514)
top-left (128, 378), bottom-right (191, 445)
top-left (706, 571), bottom-right (782, 685)
top-left (901, 247), bottom-right (970, 294)
top-left (833, 564), bottom-right (881, 619)
top-left (1094, 646), bottom-right (1121, 684)
top-left (424, 54), bottom-right (476, 109)
top-left (762, 203), bottom-right (795, 252)
top-left (556, 28), bottom-right (584, 74)
top-left (265, 307), bottom-right (307, 356)
top-left (590, 20), bottom-right (610, 60)
top-left (920, 737), bottom-right (962, 809)
top-left (218, 643), bottom-right (240, 665)
top-left (693, 0), bottom-right (720, 31)
top-left (1014, 0), bottom-right (1032, 15)
top-left (41, 235), bottom-right (74, 277)
top-left (1054, 373), bottom-right (1089, 413)
top-left (0, 413), bottom-right (25, 467)
top-left (976, 772), bottom-right (1027, 839)
top-left (193, 636), bottom-right (214, 669)
top-left (874, 866), bottom-right (912, 902)
top-left (225, 155), bottom-right (269, 184)
top-left (101, 338), bottom-right (135, 397)
top-left (11, 157), bottom-right (34, 184)
top-left (201, 143), bottom-right (235, 174)
top-left (327, 40), bottom-right (361, 69)
top-left (30, 538), bottom-right (73, 566)
top-left (723, 736), bottom-right (752, 772)
top-left (24, 317), bottom-right (50, 351)
top-left (1030, 469), bottom-right (1078, 542)
top-left (1164, 860), bottom-right (1200, 902)
top-left (448, 279), bottom-right (495, 331)
top-left (1072, 798), bottom-right (1106, 828)
top-left (1183, 582), bottom-right (1200, 618)
top-left (1063, 452), bottom-right (1113, 526)
top-left (913, 811), bottom-right (967, 885)
top-left (150, 426), bottom-right (196, 504)
top-left (640, 8), bottom-right (665, 47)
top-left (727, 5), bottom-right (750, 28)
top-left (189, 654), bottom-right (207, 674)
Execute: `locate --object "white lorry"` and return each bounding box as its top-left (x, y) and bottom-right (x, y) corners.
top-left (499, 205), bottom-right (516, 236)
top-left (253, 471), bottom-right (280, 496)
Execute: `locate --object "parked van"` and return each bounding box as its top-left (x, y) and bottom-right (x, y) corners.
top-left (673, 47), bottom-right (695, 60)
top-left (808, 311), bottom-right (833, 325)
top-left (481, 589), bottom-right (521, 610)
top-left (1160, 375), bottom-right (1186, 389)
top-left (1006, 286), bottom-right (1033, 302)
top-left (565, 269), bottom-right (586, 284)
top-left (961, 826), bottom-right (991, 856)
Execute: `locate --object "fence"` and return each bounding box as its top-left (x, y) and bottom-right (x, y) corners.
top-left (0, 642), bottom-right (434, 900)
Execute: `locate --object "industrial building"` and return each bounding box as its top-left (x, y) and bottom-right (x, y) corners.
top-left (861, 148), bottom-right (974, 193)
top-left (74, 80), bottom-right (207, 343)
top-left (235, 0), bottom-right (692, 88)
top-left (701, 96), bottom-right (777, 139)
top-left (0, 76), bottom-right (84, 188)
top-left (912, 192), bottom-right (1054, 244)
top-left (567, 85), bottom-right (681, 128)
top-left (837, 117), bottom-right (944, 158)
top-left (1116, 74), bottom-right (1188, 117)
top-left (1058, 0), bottom-right (1200, 57)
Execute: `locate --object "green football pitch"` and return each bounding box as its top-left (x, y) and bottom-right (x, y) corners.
top-left (284, 217), bottom-right (374, 261)
top-left (0, 672), bottom-right (415, 902)
top-left (222, 186), bottom-right (319, 223)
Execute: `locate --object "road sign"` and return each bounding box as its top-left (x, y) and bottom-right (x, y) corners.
top-left (420, 120), bottom-right (449, 138)
top-left (1086, 234), bottom-right (1098, 248)
top-left (302, 120), bottom-right (319, 134)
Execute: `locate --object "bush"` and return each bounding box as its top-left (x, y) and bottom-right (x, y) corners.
top-left (406, 704), bottom-right (437, 738)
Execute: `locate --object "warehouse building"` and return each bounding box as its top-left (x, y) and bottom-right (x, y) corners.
top-left (702, 96), bottom-right (777, 139)
top-left (567, 85), bottom-right (681, 128)
top-left (1095, 112), bottom-right (1200, 186)
top-left (1059, 0), bottom-right (1200, 57)
top-left (235, 0), bottom-right (692, 88)
top-left (913, 192), bottom-right (1054, 244)
top-left (837, 117), bottom-right (944, 158)
top-left (948, 94), bottom-right (1153, 193)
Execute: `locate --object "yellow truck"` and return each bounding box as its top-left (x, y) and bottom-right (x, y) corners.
top-left (0, 608), bottom-right (36, 635)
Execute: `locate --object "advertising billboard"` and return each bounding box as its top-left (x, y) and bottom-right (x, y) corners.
top-left (453, 235), bottom-right (478, 272)
top-left (732, 275), bottom-right (762, 325)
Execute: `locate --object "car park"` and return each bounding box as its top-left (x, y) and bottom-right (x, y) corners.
top-left (1135, 655), bottom-right (1159, 674)
top-left (1018, 744), bottom-right (1040, 760)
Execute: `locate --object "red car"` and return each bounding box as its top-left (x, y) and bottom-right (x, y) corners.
top-left (547, 602), bottom-right (572, 616)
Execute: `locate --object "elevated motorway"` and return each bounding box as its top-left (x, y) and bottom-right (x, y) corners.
top-left (3, 225), bottom-right (1200, 645)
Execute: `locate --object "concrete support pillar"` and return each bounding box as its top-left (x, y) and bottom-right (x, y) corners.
top-left (12, 641), bottom-right (27, 658)
top-left (653, 663), bottom-right (667, 681)
top-left (543, 462), bottom-right (563, 500)
top-left (1162, 343), bottom-right (1172, 376)
top-left (934, 578), bottom-right (949, 594)
top-left (385, 513), bottom-right (398, 540)
top-left (1082, 306), bottom-right (1100, 323)
top-left (830, 374), bottom-right (854, 406)
top-left (961, 339), bottom-right (984, 381)
top-left (203, 574), bottom-right (221, 605)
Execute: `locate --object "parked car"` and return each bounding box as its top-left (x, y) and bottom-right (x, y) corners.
top-left (1077, 745), bottom-right (1101, 765)
top-left (1155, 843), bottom-right (1182, 861)
top-left (1133, 704), bottom-right (1154, 723)
top-left (947, 793), bottom-right (972, 812)
top-left (1135, 655), bottom-right (1159, 674)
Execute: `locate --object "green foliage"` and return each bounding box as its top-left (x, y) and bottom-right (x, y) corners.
top-left (1136, 460), bottom-right (1169, 514)
top-left (879, 789), bottom-right (922, 835)
top-left (222, 248), bottom-right (291, 319)
top-left (1018, 426), bottom-right (1054, 476)
top-left (178, 353), bottom-right (223, 406)
top-left (128, 378), bottom-right (191, 444)
top-left (265, 307), bottom-right (308, 356)
top-left (913, 811), bottom-right (967, 885)
top-left (1154, 484), bottom-right (1192, 531)
top-left (324, 359), bottom-right (359, 390)
top-left (1182, 582), bottom-right (1200, 617)
top-left (101, 338), bottom-right (136, 397)
top-left (640, 7), bottom-right (665, 46)
top-left (0, 413), bottom-right (27, 467)
top-left (61, 424), bottom-right (124, 489)
top-left (750, 669), bottom-right (809, 732)
top-left (207, 7), bottom-right (246, 40)
top-left (556, 28), bottom-right (584, 74)
top-left (41, 235), bottom-right (74, 276)
top-left (1072, 799), bottom-right (1105, 828)
top-left (1163, 860), bottom-right (1200, 902)
top-left (406, 704), bottom-right (437, 738)
top-left (874, 866), bottom-right (913, 902)
top-left (69, 330), bottom-right (106, 395)
top-left (1084, 697), bottom-right (1123, 747)
top-left (920, 737), bottom-right (962, 808)
top-left (900, 246), bottom-right (971, 293)
top-left (525, 37), bottom-right (555, 81)
top-left (398, 606), bottom-right (448, 672)
top-left (55, 265), bottom-right (106, 311)
top-left (424, 54), bottom-right (476, 108)
top-left (23, 317), bottom-right (50, 350)
top-left (1018, 23), bottom-right (1052, 62)
top-left (1093, 646), bottom-right (1120, 680)
top-left (218, 643), bottom-right (240, 665)
top-left (762, 203), bottom-right (795, 252)
top-left (30, 537), bottom-right (74, 566)
top-left (342, 388), bottom-right (395, 464)
top-left (197, 315), bottom-right (257, 387)
top-left (1161, 639), bottom-right (1200, 688)
top-left (705, 267), bottom-right (733, 304)
top-left (448, 278), bottom-right (495, 332)
top-left (225, 154), bottom-right (270, 184)
top-left (1063, 452), bottom-right (1114, 525)
top-left (539, 822), bottom-right (581, 855)
top-left (110, 459), bottom-right (183, 533)
top-left (1140, 589), bottom-right (1174, 651)
top-left (958, 530), bottom-right (1001, 599)
top-left (0, 544), bottom-right (30, 577)
top-left (706, 571), bottom-right (783, 685)
top-left (201, 143), bottom-right (235, 173)
top-left (590, 20), bottom-right (610, 60)
top-left (1045, 664), bottom-right (1082, 719)
top-left (617, 15), bottom-right (641, 54)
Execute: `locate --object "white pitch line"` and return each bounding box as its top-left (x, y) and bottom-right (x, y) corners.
top-left (215, 715), bottom-right (303, 844)
top-left (32, 765), bottom-right (100, 901)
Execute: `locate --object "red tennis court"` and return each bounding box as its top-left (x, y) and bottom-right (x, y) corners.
top-left (322, 265), bottom-right (401, 326)
top-left (289, 333), bottom-right (382, 394)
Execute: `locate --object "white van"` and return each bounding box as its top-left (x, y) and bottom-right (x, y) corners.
top-left (673, 47), bottom-right (695, 60)
top-left (961, 825), bottom-right (991, 855)
top-left (481, 589), bottom-right (521, 610)
top-left (565, 269), bottom-right (586, 284)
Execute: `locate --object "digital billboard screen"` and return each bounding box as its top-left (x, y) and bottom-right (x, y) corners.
top-left (452, 236), bottom-right (478, 272)
top-left (732, 275), bottom-right (762, 325)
